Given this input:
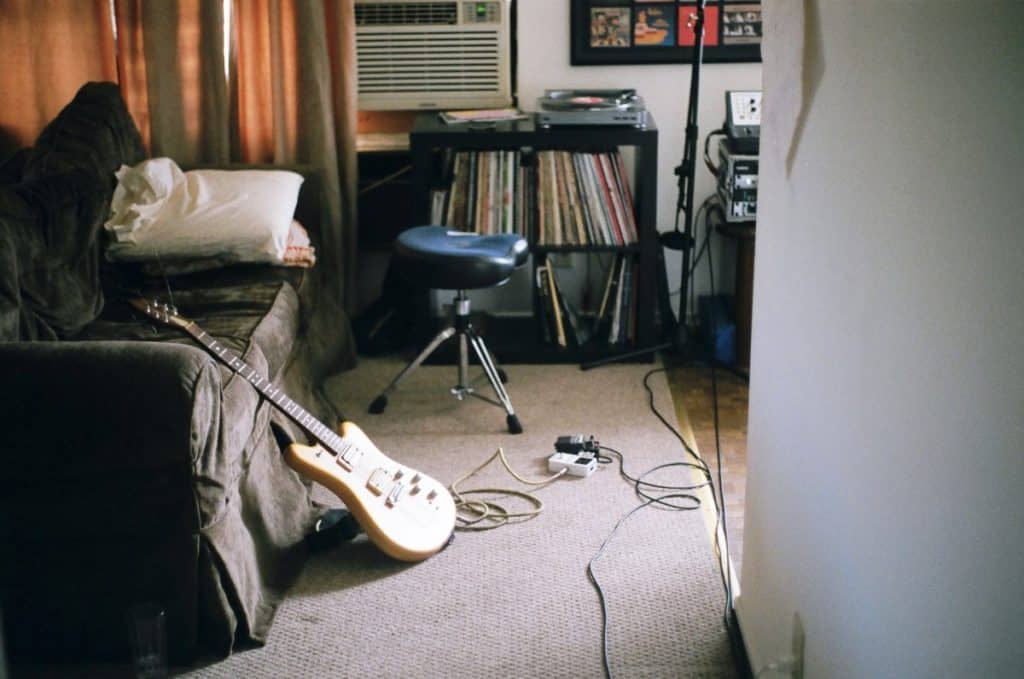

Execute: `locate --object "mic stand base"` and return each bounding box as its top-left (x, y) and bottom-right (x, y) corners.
top-left (580, 323), bottom-right (696, 371)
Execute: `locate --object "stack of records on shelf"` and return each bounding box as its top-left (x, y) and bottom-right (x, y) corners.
top-left (534, 150), bottom-right (637, 247)
top-left (441, 150), bottom-right (525, 236)
top-left (430, 149), bottom-right (638, 247)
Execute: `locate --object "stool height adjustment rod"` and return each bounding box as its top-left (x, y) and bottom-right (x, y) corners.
top-left (369, 286), bottom-right (523, 435)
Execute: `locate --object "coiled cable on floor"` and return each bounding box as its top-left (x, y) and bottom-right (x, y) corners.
top-left (448, 447), bottom-right (566, 531)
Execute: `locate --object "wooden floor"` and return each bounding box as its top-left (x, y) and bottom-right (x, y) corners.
top-left (667, 358), bottom-right (749, 576)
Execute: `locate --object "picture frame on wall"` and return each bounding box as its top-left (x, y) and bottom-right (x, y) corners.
top-left (571, 0), bottom-right (762, 65)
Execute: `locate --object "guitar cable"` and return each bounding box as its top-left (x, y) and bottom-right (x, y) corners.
top-left (448, 447), bottom-right (567, 531)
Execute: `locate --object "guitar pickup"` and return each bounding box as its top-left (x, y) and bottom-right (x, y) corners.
top-left (366, 468), bottom-right (388, 496)
top-left (335, 444), bottom-right (362, 471)
top-left (386, 482), bottom-right (405, 507)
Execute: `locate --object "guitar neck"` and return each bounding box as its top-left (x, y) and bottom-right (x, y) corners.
top-left (184, 322), bottom-right (345, 454)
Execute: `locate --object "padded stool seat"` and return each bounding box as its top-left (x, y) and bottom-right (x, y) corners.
top-left (395, 226), bottom-right (529, 290)
top-left (369, 225), bottom-right (527, 434)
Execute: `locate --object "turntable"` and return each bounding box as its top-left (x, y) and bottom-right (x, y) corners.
top-left (536, 89), bottom-right (648, 128)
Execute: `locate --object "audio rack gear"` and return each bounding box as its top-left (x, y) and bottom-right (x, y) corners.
top-left (716, 139), bottom-right (758, 222)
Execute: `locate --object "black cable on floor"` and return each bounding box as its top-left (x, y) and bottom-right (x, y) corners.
top-left (586, 365), bottom-right (737, 678)
top-left (587, 442), bottom-right (705, 679)
top-left (587, 493), bottom-right (701, 679)
top-left (705, 203), bottom-right (734, 622)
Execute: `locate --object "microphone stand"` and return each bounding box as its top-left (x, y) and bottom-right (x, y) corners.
top-left (582, 0), bottom-right (707, 370)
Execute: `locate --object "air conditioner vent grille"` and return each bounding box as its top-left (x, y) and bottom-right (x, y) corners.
top-left (357, 30), bottom-right (502, 94)
top-left (355, 2), bottom-right (457, 26)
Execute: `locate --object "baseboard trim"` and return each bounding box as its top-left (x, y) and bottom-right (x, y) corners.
top-left (667, 368), bottom-right (742, 599)
top-left (667, 364), bottom-right (753, 676)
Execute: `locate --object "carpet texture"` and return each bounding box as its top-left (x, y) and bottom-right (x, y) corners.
top-left (182, 358), bottom-right (736, 678)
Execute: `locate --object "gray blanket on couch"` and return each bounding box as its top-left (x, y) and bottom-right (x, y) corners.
top-left (0, 82), bottom-right (356, 663)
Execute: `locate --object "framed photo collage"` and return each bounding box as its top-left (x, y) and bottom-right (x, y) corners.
top-left (570, 0), bottom-right (762, 65)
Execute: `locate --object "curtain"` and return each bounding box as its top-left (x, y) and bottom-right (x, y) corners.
top-left (113, 0), bottom-right (230, 164)
top-left (233, 0), bottom-right (358, 312)
top-left (0, 0), bottom-right (117, 153)
top-left (110, 0), bottom-right (357, 320)
top-left (0, 0), bottom-right (358, 320)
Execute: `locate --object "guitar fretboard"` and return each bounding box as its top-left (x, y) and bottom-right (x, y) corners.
top-left (186, 323), bottom-right (352, 457)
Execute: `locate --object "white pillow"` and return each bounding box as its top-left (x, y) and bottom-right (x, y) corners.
top-left (104, 157), bottom-right (304, 264)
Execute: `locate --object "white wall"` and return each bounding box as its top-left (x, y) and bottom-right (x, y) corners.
top-left (739, 1), bottom-right (1024, 676)
top-left (515, 1), bottom-right (762, 321)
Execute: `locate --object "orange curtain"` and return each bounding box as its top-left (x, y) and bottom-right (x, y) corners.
top-left (112, 0), bottom-right (229, 163)
top-left (0, 0), bottom-right (357, 315)
top-left (326, 0), bottom-right (358, 313)
top-left (234, 0), bottom-right (299, 163)
top-left (0, 0), bottom-right (117, 152)
top-left (233, 0), bottom-right (358, 312)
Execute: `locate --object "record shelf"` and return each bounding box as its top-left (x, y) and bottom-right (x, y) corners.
top-left (408, 112), bottom-right (659, 364)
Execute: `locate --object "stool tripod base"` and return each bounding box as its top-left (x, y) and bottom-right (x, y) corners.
top-left (368, 291), bottom-right (522, 434)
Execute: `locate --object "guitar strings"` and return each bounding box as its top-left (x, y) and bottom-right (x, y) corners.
top-left (448, 447), bottom-right (566, 531)
top-left (155, 252), bottom-right (177, 311)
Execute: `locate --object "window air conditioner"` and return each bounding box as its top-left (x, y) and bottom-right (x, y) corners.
top-left (355, 0), bottom-right (513, 111)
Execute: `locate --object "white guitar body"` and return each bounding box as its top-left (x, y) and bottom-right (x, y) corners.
top-left (285, 421), bottom-right (456, 562)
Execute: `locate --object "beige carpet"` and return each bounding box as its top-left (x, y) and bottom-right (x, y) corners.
top-left (182, 358), bottom-right (736, 678)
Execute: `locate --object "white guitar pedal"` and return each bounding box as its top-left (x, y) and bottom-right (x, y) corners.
top-left (547, 452), bottom-right (597, 478)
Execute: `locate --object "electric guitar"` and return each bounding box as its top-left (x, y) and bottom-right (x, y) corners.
top-left (130, 298), bottom-right (456, 562)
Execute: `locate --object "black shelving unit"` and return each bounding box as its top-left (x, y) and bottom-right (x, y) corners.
top-left (409, 112), bottom-right (659, 364)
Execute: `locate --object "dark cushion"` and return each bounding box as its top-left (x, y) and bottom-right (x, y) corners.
top-left (0, 169), bottom-right (109, 340)
top-left (394, 225), bottom-right (529, 290)
top-left (0, 148), bottom-right (29, 185)
top-left (0, 82), bottom-right (148, 341)
top-left (22, 81), bottom-right (145, 187)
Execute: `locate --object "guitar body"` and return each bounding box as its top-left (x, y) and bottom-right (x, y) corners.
top-left (129, 298), bottom-right (455, 562)
top-left (284, 421), bottom-right (456, 562)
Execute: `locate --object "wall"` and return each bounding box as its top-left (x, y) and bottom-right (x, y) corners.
top-left (515, 1), bottom-right (762, 321)
top-left (739, 1), bottom-right (1024, 676)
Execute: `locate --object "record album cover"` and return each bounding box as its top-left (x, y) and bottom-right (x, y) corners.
top-left (590, 7), bottom-right (631, 47)
top-left (634, 4), bottom-right (676, 47)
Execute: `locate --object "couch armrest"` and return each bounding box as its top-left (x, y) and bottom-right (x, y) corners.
top-left (0, 340), bottom-right (221, 471)
top-left (0, 340), bottom-right (276, 662)
top-left (0, 340), bottom-right (224, 537)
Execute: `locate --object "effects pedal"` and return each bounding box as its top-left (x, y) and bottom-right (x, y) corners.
top-left (548, 452), bottom-right (597, 478)
top-left (554, 434), bottom-right (599, 456)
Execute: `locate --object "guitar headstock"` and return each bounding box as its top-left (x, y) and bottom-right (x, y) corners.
top-left (129, 297), bottom-right (191, 330)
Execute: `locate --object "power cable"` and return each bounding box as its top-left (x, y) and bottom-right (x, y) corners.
top-left (586, 366), bottom-right (737, 678)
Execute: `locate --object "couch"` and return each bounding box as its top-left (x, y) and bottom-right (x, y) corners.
top-left (0, 83), bottom-right (355, 663)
